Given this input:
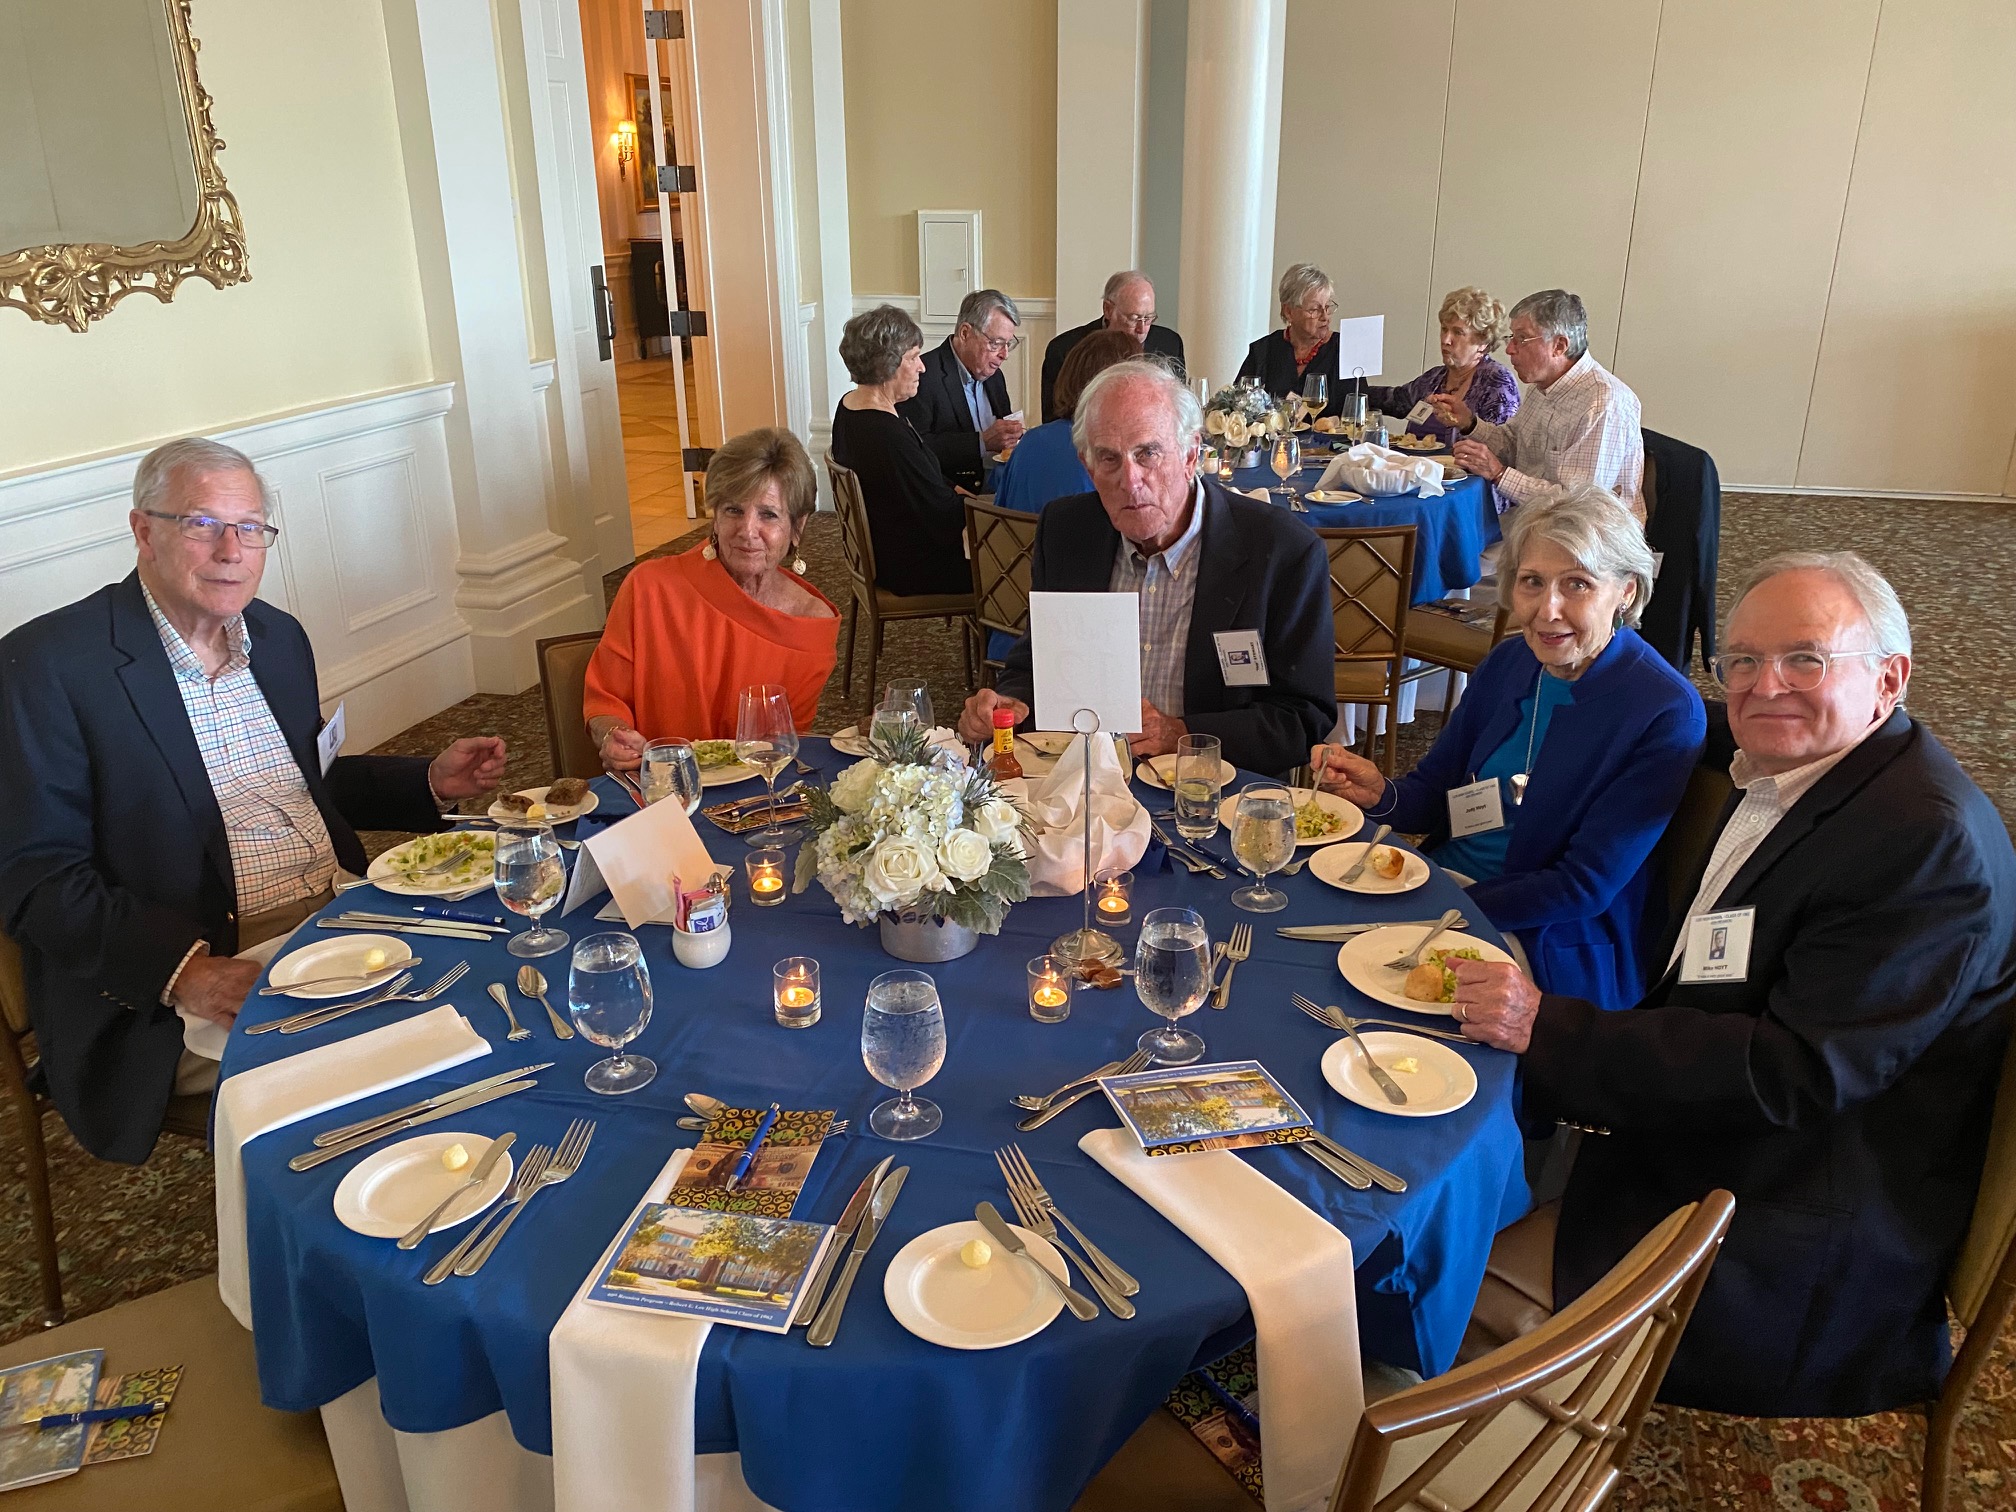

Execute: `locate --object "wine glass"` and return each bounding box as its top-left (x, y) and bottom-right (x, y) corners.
top-left (1174, 732), bottom-right (1224, 842)
top-left (1230, 781), bottom-right (1296, 913)
top-left (1269, 433), bottom-right (1302, 498)
top-left (1135, 906), bottom-right (1212, 1064)
top-left (734, 683), bottom-right (800, 846)
top-left (862, 969), bottom-right (946, 1140)
top-left (567, 932), bottom-right (656, 1094)
top-left (882, 681), bottom-right (934, 730)
top-left (493, 821), bottom-right (568, 957)
top-left (1301, 373), bottom-right (1328, 427)
top-left (642, 737), bottom-right (703, 816)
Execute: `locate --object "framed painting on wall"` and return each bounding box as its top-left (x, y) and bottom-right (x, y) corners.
top-left (629, 73), bottom-right (677, 215)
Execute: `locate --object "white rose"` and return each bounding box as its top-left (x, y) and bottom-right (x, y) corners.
top-left (864, 837), bottom-right (942, 908)
top-left (1266, 410), bottom-right (1284, 435)
top-left (1224, 416), bottom-right (1249, 448)
top-left (830, 758), bottom-right (881, 814)
top-left (1204, 409), bottom-right (1226, 436)
top-left (938, 828), bottom-right (993, 882)
top-left (972, 799), bottom-right (1020, 844)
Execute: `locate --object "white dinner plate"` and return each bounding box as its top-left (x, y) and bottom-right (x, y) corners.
top-left (1015, 731), bottom-right (1132, 781)
top-left (1135, 753), bottom-right (1239, 792)
top-left (266, 934), bottom-right (416, 1000)
top-left (1321, 1031), bottom-right (1477, 1117)
top-left (1217, 788), bottom-right (1364, 847)
top-left (700, 762), bottom-right (760, 787)
top-left (1336, 926), bottom-right (1516, 1015)
top-left (1308, 842), bottom-right (1431, 895)
top-left (487, 784), bottom-right (599, 823)
top-left (827, 725), bottom-right (873, 758)
top-left (366, 831), bottom-right (497, 897)
top-left (1304, 489), bottom-right (1364, 505)
top-left (883, 1220), bottom-right (1070, 1350)
top-left (333, 1132), bottom-right (513, 1239)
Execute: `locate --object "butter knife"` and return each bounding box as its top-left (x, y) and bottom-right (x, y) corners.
top-left (807, 1165), bottom-right (908, 1347)
top-left (311, 1064), bottom-right (556, 1147)
top-left (975, 1202), bottom-right (1097, 1322)
top-left (397, 1132), bottom-right (515, 1249)
top-left (288, 1080), bottom-right (537, 1171)
top-left (794, 1156), bottom-right (893, 1327)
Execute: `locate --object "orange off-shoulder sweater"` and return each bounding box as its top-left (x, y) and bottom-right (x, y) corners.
top-left (582, 546), bottom-right (841, 740)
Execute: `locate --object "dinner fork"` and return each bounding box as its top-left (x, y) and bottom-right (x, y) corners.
top-left (1213, 923), bottom-right (1252, 1009)
top-left (424, 1145), bottom-right (551, 1284)
top-left (998, 1157), bottom-right (1135, 1319)
top-left (262, 962), bottom-right (471, 1036)
top-left (1290, 992), bottom-right (1479, 1047)
top-left (453, 1118), bottom-right (594, 1276)
top-left (998, 1144), bottom-right (1138, 1298)
top-left (1011, 1049), bottom-right (1151, 1112)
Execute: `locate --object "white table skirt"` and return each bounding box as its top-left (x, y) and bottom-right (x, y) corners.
top-left (319, 1379), bottom-right (782, 1512)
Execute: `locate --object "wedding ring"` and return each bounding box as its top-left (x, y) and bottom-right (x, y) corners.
top-left (1453, 1002), bottom-right (1468, 1022)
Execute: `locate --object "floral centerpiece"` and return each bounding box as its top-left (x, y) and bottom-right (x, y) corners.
top-left (794, 725), bottom-right (1030, 961)
top-left (1203, 380), bottom-right (1286, 467)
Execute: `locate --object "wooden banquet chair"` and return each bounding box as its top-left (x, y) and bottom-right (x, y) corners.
top-left (1315, 524), bottom-right (1418, 776)
top-left (965, 496), bottom-right (1040, 686)
top-left (824, 451), bottom-right (975, 714)
top-left (1402, 600), bottom-right (1514, 725)
top-left (1074, 1192), bottom-right (1735, 1512)
top-left (536, 630), bottom-right (605, 780)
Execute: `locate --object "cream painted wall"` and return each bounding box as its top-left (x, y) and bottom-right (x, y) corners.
top-left (1273, 0), bottom-right (2016, 496)
top-left (839, 0), bottom-right (1057, 298)
top-left (0, 1), bottom-right (431, 475)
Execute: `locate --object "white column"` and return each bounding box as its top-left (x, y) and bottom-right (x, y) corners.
top-left (1055, 1), bottom-right (1148, 331)
top-left (804, 0), bottom-right (855, 499)
top-left (1176, 0), bottom-right (1287, 393)
top-left (382, 0), bottom-right (597, 694)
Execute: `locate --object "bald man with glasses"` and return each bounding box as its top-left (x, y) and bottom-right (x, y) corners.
top-left (0, 437), bottom-right (506, 1163)
top-left (1039, 271), bottom-right (1186, 422)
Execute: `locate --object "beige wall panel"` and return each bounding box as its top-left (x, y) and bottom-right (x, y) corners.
top-left (1800, 0), bottom-right (2016, 494)
top-left (1274, 0), bottom-right (1454, 383)
top-left (1428, 0), bottom-right (1660, 368)
top-left (1613, 0), bottom-right (1877, 485)
top-left (840, 0), bottom-right (1057, 296)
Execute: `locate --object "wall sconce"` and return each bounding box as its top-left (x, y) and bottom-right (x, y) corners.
top-left (614, 119), bottom-right (637, 178)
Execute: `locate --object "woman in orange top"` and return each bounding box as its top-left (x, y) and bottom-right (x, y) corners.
top-left (586, 427), bottom-right (839, 767)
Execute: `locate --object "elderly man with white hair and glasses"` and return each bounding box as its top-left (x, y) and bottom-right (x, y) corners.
top-left (955, 359), bottom-right (1336, 775)
top-left (0, 438), bottom-right (508, 1164)
top-left (1039, 270), bottom-right (1186, 422)
top-left (1449, 550), bottom-right (2016, 1420)
top-left (1431, 288), bottom-right (1645, 518)
top-left (896, 287), bottom-right (1027, 492)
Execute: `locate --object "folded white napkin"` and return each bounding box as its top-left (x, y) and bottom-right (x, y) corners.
top-left (1318, 443), bottom-right (1446, 498)
top-left (1080, 1129), bottom-right (1363, 1512)
top-left (214, 1005), bottom-right (490, 1326)
top-left (551, 1147), bottom-right (707, 1512)
top-left (1007, 731), bottom-right (1149, 896)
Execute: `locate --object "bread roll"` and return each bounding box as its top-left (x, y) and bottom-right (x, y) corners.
top-left (1370, 845), bottom-right (1405, 880)
top-left (1403, 961), bottom-right (1447, 1002)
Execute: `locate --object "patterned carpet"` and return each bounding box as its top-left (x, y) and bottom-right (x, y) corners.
top-left (4, 489), bottom-right (2011, 1511)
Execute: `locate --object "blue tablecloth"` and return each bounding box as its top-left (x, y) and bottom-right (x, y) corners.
top-left (1229, 453), bottom-right (1498, 604)
top-left (224, 745), bottom-right (1527, 1512)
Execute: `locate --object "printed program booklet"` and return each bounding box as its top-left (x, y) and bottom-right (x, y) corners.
top-left (586, 1205), bottom-right (838, 1332)
top-left (1099, 1060), bottom-right (1314, 1156)
top-left (0, 1349), bottom-right (100, 1492)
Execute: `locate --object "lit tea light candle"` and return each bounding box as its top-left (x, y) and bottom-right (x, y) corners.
top-left (746, 848), bottom-right (786, 906)
top-left (1027, 954), bottom-right (1073, 1024)
top-left (1093, 868), bottom-right (1133, 924)
top-left (773, 957), bottom-right (821, 1029)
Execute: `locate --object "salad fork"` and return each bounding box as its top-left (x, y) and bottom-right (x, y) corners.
top-left (424, 1145), bottom-right (550, 1284)
top-left (453, 1118), bottom-right (595, 1276)
top-left (998, 1144), bottom-right (1138, 1297)
top-left (263, 962), bottom-right (472, 1036)
top-left (1212, 923), bottom-right (1253, 1009)
top-left (998, 1160), bottom-right (1134, 1319)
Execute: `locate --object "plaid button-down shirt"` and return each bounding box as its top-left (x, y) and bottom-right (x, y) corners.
top-left (144, 584), bottom-right (336, 917)
top-left (1108, 481), bottom-right (1207, 717)
top-left (1470, 351), bottom-right (1644, 512)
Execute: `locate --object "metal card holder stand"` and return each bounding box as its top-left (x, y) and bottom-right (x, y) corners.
top-left (1050, 708), bottom-right (1123, 968)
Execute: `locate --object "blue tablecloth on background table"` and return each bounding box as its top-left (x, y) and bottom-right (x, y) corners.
top-left (223, 744), bottom-right (1528, 1512)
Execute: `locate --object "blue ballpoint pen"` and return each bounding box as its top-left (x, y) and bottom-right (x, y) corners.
top-left (723, 1103), bottom-right (782, 1192)
top-left (411, 904), bottom-right (507, 927)
top-left (35, 1400), bottom-right (169, 1430)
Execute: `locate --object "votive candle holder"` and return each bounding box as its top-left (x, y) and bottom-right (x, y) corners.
top-left (1028, 954), bottom-right (1073, 1024)
top-left (774, 957), bottom-right (821, 1029)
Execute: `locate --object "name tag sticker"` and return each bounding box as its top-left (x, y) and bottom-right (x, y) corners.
top-left (1405, 400), bottom-right (1437, 426)
top-left (1213, 630), bottom-right (1270, 687)
top-left (1680, 906), bottom-right (1755, 985)
top-left (1446, 777), bottom-right (1505, 838)
top-left (317, 702), bottom-right (347, 776)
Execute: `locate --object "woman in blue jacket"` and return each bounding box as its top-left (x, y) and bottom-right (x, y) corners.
top-left (1315, 484), bottom-right (1704, 1010)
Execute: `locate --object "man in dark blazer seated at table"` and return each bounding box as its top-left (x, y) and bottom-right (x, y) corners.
top-left (0, 438), bottom-right (507, 1165)
top-left (894, 288), bottom-right (1026, 492)
top-left (1450, 549), bottom-right (2016, 1418)
top-left (953, 359), bottom-right (1336, 776)
top-left (1039, 270), bottom-right (1185, 422)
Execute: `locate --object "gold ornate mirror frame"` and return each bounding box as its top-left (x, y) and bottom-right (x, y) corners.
top-left (0, 0), bottom-right (248, 333)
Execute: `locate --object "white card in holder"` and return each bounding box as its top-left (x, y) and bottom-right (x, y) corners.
top-left (1405, 400), bottom-right (1437, 426)
top-left (1679, 906), bottom-right (1755, 984)
top-left (1213, 629), bottom-right (1270, 687)
top-left (1447, 777), bottom-right (1504, 838)
top-left (316, 702), bottom-right (347, 776)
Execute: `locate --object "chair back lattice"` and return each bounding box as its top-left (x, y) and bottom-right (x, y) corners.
top-left (965, 499), bottom-right (1040, 644)
top-left (1318, 524), bottom-right (1418, 670)
top-left (1333, 1191), bottom-right (1735, 1512)
top-left (824, 453), bottom-right (878, 609)
top-left (535, 631), bottom-right (605, 781)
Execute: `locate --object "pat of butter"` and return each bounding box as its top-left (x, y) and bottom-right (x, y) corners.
top-left (1390, 1056), bottom-right (1421, 1075)
top-left (527, 800), bottom-right (547, 820)
top-left (440, 1142), bottom-right (471, 1172)
top-left (363, 947), bottom-right (388, 971)
top-left (959, 1238), bottom-right (992, 1269)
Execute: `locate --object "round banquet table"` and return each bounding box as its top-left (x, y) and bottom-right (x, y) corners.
top-left (224, 744), bottom-right (1529, 1512)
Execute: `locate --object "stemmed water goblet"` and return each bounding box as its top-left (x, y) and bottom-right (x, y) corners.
top-left (862, 969), bottom-right (946, 1140)
top-left (493, 821), bottom-right (568, 957)
top-left (567, 932), bottom-right (656, 1094)
top-left (1134, 906), bottom-right (1213, 1064)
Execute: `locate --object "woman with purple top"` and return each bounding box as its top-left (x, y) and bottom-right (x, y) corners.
top-left (1369, 286), bottom-right (1519, 439)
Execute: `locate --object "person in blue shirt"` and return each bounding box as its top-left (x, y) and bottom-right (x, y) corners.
top-left (991, 327), bottom-right (1140, 516)
top-left (1314, 484), bottom-right (1705, 1010)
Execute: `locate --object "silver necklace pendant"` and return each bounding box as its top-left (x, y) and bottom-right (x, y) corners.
top-left (1508, 772), bottom-right (1529, 807)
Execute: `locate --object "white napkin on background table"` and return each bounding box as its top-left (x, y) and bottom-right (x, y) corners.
top-left (1080, 1128), bottom-right (1363, 1512)
top-left (214, 1005), bottom-right (490, 1326)
top-left (1006, 731), bottom-right (1149, 896)
top-left (1318, 442), bottom-right (1446, 498)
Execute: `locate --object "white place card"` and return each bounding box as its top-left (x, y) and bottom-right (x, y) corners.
top-left (1030, 591), bottom-right (1142, 736)
top-left (1333, 314), bottom-right (1385, 381)
top-left (574, 798), bottom-right (726, 930)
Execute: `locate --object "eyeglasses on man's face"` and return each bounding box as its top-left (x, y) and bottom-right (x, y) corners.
top-left (142, 509), bottom-right (281, 549)
top-left (1113, 311), bottom-right (1156, 330)
top-left (980, 333), bottom-right (1022, 355)
top-left (1709, 649), bottom-right (1887, 693)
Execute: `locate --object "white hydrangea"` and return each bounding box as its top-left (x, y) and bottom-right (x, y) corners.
top-left (829, 758), bottom-right (882, 815)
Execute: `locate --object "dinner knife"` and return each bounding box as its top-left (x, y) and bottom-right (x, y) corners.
top-left (794, 1156), bottom-right (894, 1327)
top-left (337, 910), bottom-right (509, 935)
top-left (1299, 1140), bottom-right (1371, 1190)
top-left (806, 1165), bottom-right (908, 1347)
top-left (1307, 1130), bottom-right (1408, 1194)
top-left (974, 1202), bottom-right (1098, 1322)
top-left (1276, 917), bottom-right (1468, 941)
top-left (317, 919), bottom-right (492, 942)
top-left (288, 1080), bottom-right (537, 1171)
top-left (311, 1063), bottom-right (557, 1147)
top-left (398, 1132), bottom-right (516, 1249)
